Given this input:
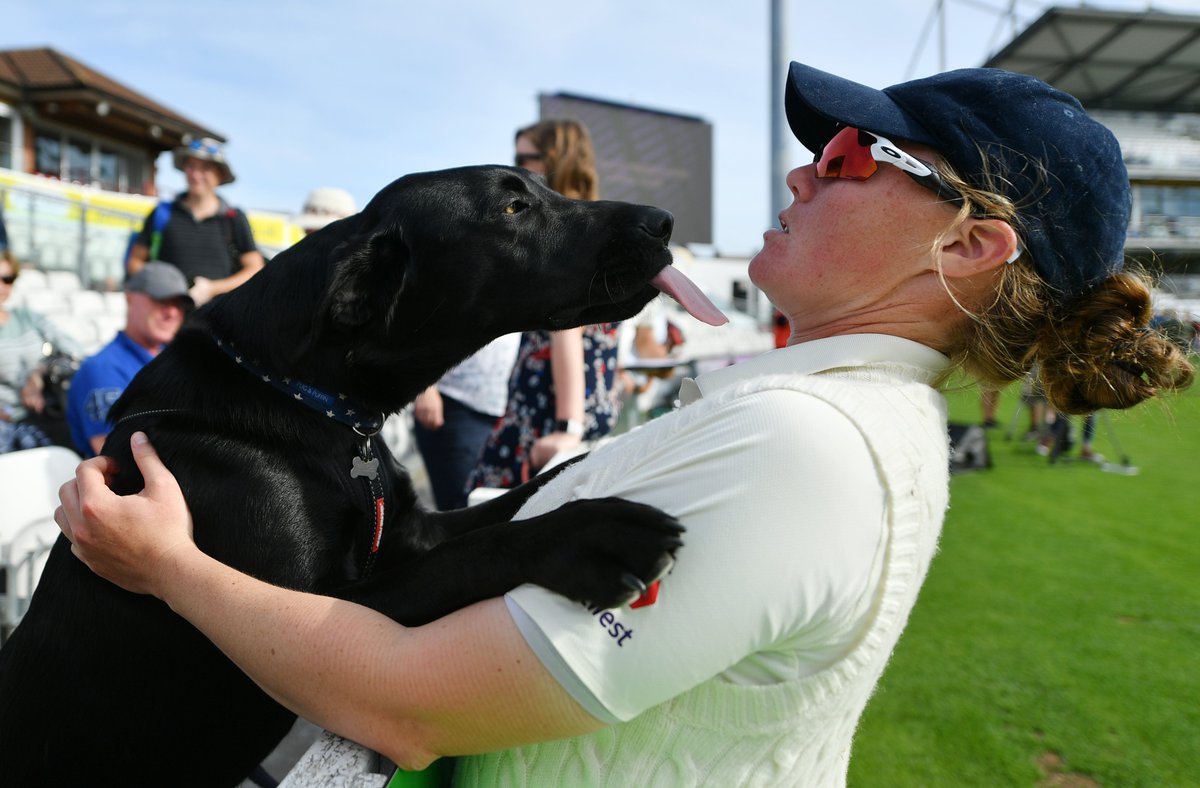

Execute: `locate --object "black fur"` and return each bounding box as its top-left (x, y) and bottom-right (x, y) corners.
top-left (0, 166), bottom-right (683, 786)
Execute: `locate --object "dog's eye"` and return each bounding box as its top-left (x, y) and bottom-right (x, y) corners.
top-left (503, 200), bottom-right (529, 215)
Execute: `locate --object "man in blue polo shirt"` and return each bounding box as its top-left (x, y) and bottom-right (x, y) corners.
top-left (67, 262), bottom-right (192, 456)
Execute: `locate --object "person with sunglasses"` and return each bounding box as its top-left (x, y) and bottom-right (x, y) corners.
top-left (56, 62), bottom-right (1193, 786)
top-left (0, 202), bottom-right (9, 260)
top-left (0, 255), bottom-right (84, 453)
top-left (125, 137), bottom-right (264, 307)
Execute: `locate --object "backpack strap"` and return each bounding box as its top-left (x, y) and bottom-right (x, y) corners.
top-left (219, 207), bottom-right (243, 267)
top-left (147, 200), bottom-right (174, 261)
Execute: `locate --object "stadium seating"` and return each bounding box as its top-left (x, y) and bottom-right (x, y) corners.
top-left (9, 266), bottom-right (126, 355)
top-left (0, 445), bottom-right (81, 644)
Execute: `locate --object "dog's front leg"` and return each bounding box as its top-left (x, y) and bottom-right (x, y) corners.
top-left (341, 496), bottom-right (683, 626)
top-left (424, 454), bottom-right (586, 540)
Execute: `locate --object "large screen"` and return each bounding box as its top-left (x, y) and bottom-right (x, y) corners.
top-left (538, 92), bottom-right (713, 246)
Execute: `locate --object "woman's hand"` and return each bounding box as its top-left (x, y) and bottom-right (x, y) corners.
top-left (530, 431), bottom-right (582, 471)
top-left (21, 368), bottom-right (45, 413)
top-left (55, 431), bottom-right (196, 598)
top-left (189, 277), bottom-right (216, 307)
top-left (413, 386), bottom-right (445, 430)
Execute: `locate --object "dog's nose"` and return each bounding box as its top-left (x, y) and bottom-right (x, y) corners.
top-left (638, 208), bottom-right (674, 243)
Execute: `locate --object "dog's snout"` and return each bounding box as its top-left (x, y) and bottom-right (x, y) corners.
top-left (638, 208), bottom-right (674, 243)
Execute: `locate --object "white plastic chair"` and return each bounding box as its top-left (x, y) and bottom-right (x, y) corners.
top-left (90, 313), bottom-right (124, 348)
top-left (102, 290), bottom-right (128, 318)
top-left (48, 314), bottom-right (102, 353)
top-left (11, 268), bottom-right (49, 292)
top-left (13, 288), bottom-right (68, 314)
top-left (67, 289), bottom-right (107, 316)
top-left (0, 445), bottom-right (81, 643)
top-left (45, 269), bottom-right (83, 292)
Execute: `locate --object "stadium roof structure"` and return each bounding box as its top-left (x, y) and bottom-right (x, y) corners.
top-left (984, 6), bottom-right (1200, 113)
top-left (0, 47), bottom-right (223, 151)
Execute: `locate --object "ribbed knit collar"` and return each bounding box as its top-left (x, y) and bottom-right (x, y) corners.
top-left (679, 333), bottom-right (949, 405)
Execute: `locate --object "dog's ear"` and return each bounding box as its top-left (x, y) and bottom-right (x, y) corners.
top-left (322, 228), bottom-right (409, 330)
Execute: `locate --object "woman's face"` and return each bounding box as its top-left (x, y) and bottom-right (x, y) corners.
top-left (0, 260), bottom-right (14, 307)
top-left (514, 134), bottom-right (547, 175)
top-left (749, 141), bottom-right (959, 342)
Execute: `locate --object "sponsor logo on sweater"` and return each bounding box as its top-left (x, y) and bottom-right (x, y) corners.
top-left (583, 603), bottom-right (635, 646)
top-left (581, 581), bottom-right (659, 647)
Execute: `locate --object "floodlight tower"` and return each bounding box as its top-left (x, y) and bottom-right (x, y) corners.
top-left (769, 0), bottom-right (791, 232)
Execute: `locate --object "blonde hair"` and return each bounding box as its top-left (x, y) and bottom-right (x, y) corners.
top-left (934, 160), bottom-right (1193, 413)
top-left (515, 119), bottom-right (599, 201)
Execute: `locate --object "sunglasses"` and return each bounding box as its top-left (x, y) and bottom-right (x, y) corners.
top-left (515, 152), bottom-right (544, 168)
top-left (814, 126), bottom-right (965, 208)
top-left (0, 274), bottom-right (16, 285)
top-left (188, 139), bottom-right (221, 155)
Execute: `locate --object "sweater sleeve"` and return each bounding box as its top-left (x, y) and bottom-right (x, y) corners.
top-left (505, 387), bottom-right (887, 722)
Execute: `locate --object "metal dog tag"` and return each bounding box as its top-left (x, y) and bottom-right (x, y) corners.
top-left (350, 455), bottom-right (379, 481)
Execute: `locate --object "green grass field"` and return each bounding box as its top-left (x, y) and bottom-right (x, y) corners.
top-left (847, 382), bottom-right (1199, 787)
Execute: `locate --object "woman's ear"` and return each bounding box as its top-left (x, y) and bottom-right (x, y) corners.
top-left (938, 218), bottom-right (1019, 279)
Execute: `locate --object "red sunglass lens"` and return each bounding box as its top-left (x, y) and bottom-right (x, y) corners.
top-left (815, 127), bottom-right (878, 180)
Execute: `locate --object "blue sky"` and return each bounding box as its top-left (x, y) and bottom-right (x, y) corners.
top-left (6, 0), bottom-right (1195, 256)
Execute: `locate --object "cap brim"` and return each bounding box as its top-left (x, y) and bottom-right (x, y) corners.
top-left (785, 62), bottom-right (938, 153)
top-left (161, 292), bottom-right (195, 308)
top-left (127, 287), bottom-right (195, 307)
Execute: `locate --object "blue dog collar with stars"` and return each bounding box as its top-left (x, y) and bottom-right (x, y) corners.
top-left (212, 336), bottom-right (384, 436)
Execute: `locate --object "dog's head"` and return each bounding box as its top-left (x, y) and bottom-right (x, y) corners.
top-left (206, 165), bottom-right (721, 410)
top-left (320, 166), bottom-right (676, 337)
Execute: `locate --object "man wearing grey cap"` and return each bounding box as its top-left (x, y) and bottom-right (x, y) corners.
top-left (66, 262), bottom-right (192, 456)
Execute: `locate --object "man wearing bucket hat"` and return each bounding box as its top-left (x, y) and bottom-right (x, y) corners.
top-left (126, 137), bottom-right (263, 307)
top-left (60, 63), bottom-right (1193, 785)
top-left (66, 262), bottom-right (192, 457)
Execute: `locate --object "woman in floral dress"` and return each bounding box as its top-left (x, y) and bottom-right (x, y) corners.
top-left (467, 119), bottom-right (621, 491)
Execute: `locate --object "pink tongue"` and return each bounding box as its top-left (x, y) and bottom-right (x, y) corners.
top-left (651, 266), bottom-right (728, 326)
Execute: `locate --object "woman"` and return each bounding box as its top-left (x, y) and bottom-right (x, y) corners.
top-left (0, 256), bottom-right (83, 452)
top-left (58, 62), bottom-right (1192, 785)
top-left (467, 119), bottom-right (622, 489)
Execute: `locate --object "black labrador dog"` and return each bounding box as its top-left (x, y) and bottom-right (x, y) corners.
top-left (0, 166), bottom-right (692, 787)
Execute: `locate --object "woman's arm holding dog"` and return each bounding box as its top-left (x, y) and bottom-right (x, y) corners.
top-left (56, 433), bottom-right (603, 770)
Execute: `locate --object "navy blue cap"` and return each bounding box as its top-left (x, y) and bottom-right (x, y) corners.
top-left (785, 62), bottom-right (1131, 303)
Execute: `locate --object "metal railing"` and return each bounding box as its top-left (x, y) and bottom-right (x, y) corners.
top-left (1, 180), bottom-right (149, 289)
top-left (1, 169), bottom-right (303, 290)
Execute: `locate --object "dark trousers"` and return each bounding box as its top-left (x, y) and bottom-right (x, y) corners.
top-left (413, 395), bottom-right (498, 511)
top-left (1, 412), bottom-right (74, 454)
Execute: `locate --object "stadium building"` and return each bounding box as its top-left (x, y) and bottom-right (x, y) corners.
top-left (984, 5), bottom-right (1200, 317)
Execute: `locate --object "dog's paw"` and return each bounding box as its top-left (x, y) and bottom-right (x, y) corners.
top-left (524, 497), bottom-right (684, 610)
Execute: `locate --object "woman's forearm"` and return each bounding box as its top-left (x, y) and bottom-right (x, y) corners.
top-left (156, 546), bottom-right (419, 755)
top-left (154, 547), bottom-right (600, 769)
top-left (549, 328), bottom-right (585, 421)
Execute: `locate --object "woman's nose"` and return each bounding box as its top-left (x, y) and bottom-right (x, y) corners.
top-left (784, 164), bottom-right (815, 201)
